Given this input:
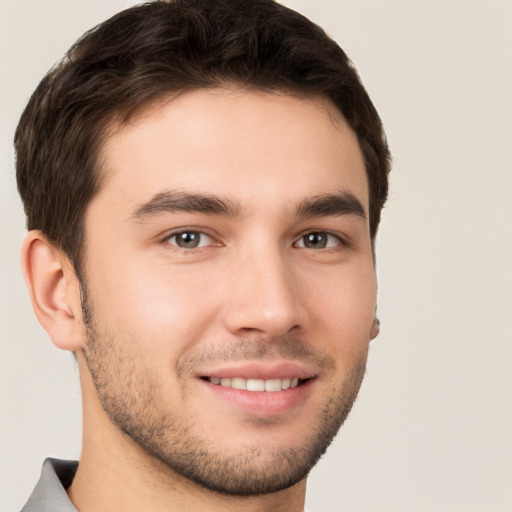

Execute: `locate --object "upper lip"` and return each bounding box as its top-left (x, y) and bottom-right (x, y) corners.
top-left (196, 361), bottom-right (318, 380)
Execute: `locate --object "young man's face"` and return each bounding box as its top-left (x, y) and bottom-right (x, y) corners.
top-left (78, 88), bottom-right (377, 494)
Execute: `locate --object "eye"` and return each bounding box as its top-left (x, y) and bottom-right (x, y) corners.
top-left (165, 231), bottom-right (213, 249)
top-left (295, 232), bottom-right (342, 250)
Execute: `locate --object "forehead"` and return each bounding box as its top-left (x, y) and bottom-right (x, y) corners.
top-left (94, 88), bottom-right (368, 217)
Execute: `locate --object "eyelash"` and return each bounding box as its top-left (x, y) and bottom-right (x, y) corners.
top-left (162, 229), bottom-right (347, 252)
top-left (163, 230), bottom-right (216, 250)
top-left (294, 232), bottom-right (345, 250)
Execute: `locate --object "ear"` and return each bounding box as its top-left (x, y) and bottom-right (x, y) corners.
top-left (370, 317), bottom-right (380, 340)
top-left (21, 231), bottom-right (85, 351)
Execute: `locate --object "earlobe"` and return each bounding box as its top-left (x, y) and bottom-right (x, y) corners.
top-left (21, 231), bottom-right (85, 351)
top-left (370, 317), bottom-right (380, 340)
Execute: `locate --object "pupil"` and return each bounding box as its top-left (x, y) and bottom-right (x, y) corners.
top-left (305, 233), bottom-right (326, 248)
top-left (178, 232), bottom-right (199, 248)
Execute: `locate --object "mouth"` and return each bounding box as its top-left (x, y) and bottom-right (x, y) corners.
top-left (201, 376), bottom-right (309, 392)
top-left (196, 362), bottom-right (318, 416)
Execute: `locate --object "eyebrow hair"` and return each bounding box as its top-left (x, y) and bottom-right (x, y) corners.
top-left (295, 192), bottom-right (367, 221)
top-left (129, 191), bottom-right (242, 221)
top-left (129, 189), bottom-right (366, 223)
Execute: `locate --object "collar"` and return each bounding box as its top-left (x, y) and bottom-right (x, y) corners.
top-left (21, 458), bottom-right (78, 512)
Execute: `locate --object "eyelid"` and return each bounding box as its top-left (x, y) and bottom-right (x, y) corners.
top-left (294, 230), bottom-right (346, 249)
top-left (162, 228), bottom-right (220, 249)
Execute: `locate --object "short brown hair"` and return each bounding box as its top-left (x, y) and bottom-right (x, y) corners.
top-left (15, 0), bottom-right (391, 275)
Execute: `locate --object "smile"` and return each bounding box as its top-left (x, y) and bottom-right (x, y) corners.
top-left (205, 377), bottom-right (304, 391)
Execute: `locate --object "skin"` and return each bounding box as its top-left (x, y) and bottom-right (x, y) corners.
top-left (22, 88), bottom-right (378, 512)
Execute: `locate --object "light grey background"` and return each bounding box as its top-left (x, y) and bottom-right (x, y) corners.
top-left (1, 1), bottom-right (511, 511)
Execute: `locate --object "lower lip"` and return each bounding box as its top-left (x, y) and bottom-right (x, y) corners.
top-left (200, 378), bottom-right (315, 417)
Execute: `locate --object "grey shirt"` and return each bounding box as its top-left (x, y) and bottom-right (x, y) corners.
top-left (21, 459), bottom-right (78, 512)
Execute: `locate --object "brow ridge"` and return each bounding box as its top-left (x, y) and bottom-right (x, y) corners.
top-left (130, 191), bottom-right (242, 221)
top-left (129, 190), bottom-right (366, 223)
top-left (295, 192), bottom-right (367, 221)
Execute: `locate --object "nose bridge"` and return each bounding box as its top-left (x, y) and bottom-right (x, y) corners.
top-left (222, 241), bottom-right (301, 337)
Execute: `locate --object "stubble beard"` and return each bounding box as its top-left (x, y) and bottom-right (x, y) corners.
top-left (80, 282), bottom-right (368, 496)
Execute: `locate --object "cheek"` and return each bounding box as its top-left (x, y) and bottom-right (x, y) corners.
top-left (301, 265), bottom-right (376, 352)
top-left (88, 258), bottom-right (223, 355)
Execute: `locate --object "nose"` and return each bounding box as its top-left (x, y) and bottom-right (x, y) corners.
top-left (222, 247), bottom-right (304, 338)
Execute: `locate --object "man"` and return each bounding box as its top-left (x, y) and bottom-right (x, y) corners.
top-left (15, 0), bottom-right (390, 510)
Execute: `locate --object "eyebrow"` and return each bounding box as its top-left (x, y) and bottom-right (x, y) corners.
top-left (295, 192), bottom-right (367, 221)
top-left (129, 191), bottom-right (242, 221)
top-left (129, 190), bottom-right (366, 223)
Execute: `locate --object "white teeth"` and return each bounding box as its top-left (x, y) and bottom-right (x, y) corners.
top-left (247, 379), bottom-right (265, 391)
top-left (208, 377), bottom-right (303, 391)
top-left (264, 379), bottom-right (282, 392)
top-left (231, 377), bottom-right (246, 390)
